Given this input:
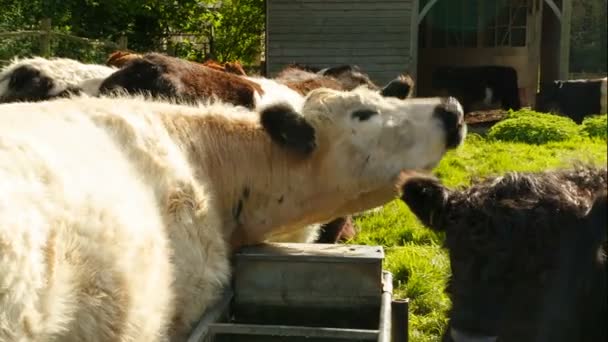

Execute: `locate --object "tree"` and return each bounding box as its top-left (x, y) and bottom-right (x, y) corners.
top-left (0, 0), bottom-right (266, 65)
top-left (210, 0), bottom-right (265, 64)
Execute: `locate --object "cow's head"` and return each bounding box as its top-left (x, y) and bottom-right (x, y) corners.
top-left (0, 64), bottom-right (56, 103)
top-left (318, 65), bottom-right (377, 91)
top-left (261, 87), bottom-right (466, 184)
top-left (400, 166), bottom-right (607, 342)
top-left (98, 57), bottom-right (177, 98)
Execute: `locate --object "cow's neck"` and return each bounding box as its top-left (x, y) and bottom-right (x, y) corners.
top-left (171, 114), bottom-right (400, 248)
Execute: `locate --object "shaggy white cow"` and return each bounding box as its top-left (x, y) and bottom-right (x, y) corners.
top-left (0, 56), bottom-right (116, 103)
top-left (0, 87), bottom-right (466, 342)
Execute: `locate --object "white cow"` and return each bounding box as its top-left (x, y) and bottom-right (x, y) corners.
top-left (0, 87), bottom-right (465, 341)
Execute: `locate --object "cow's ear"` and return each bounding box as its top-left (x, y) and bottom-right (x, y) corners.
top-left (381, 74), bottom-right (415, 99)
top-left (259, 102), bottom-right (317, 155)
top-left (400, 176), bottom-right (450, 231)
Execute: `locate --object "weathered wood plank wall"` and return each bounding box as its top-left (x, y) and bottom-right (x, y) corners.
top-left (266, 0), bottom-right (415, 84)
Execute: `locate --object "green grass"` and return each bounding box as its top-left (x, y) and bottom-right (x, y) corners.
top-left (349, 113), bottom-right (607, 340)
top-left (488, 110), bottom-right (581, 144)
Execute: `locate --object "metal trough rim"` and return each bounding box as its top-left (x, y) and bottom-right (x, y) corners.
top-left (207, 323), bottom-right (380, 339)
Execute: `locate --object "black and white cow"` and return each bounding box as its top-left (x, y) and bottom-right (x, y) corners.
top-left (432, 65), bottom-right (522, 114)
top-left (0, 56), bottom-right (116, 103)
top-left (535, 77), bottom-right (607, 124)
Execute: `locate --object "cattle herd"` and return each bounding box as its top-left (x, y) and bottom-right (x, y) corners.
top-left (0, 51), bottom-right (605, 342)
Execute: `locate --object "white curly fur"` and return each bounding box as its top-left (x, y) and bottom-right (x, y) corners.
top-left (0, 87), bottom-right (461, 341)
top-left (0, 56), bottom-right (116, 98)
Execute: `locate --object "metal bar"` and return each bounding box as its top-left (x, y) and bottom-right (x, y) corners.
top-left (391, 299), bottom-right (410, 342)
top-left (543, 0), bottom-right (562, 21)
top-left (377, 271), bottom-right (393, 342)
top-left (187, 288), bottom-right (234, 342)
top-left (418, 0), bottom-right (440, 25)
top-left (207, 323), bottom-right (379, 339)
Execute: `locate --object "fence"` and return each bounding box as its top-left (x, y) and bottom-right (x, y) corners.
top-left (0, 18), bottom-right (128, 66)
top-left (0, 18), bottom-right (218, 67)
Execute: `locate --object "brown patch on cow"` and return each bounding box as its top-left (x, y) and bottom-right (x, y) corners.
top-left (224, 62), bottom-right (247, 76)
top-left (106, 51), bottom-right (143, 68)
top-left (22, 317), bottom-right (34, 338)
top-left (284, 77), bottom-right (346, 95)
top-left (315, 216), bottom-right (357, 243)
top-left (202, 60), bottom-right (247, 76)
top-left (43, 228), bottom-right (58, 288)
top-left (149, 54), bottom-right (262, 108)
top-left (275, 64), bottom-right (321, 83)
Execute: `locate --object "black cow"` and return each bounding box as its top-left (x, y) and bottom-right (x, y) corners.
top-left (401, 165), bottom-right (607, 342)
top-left (432, 65), bottom-right (522, 114)
top-left (535, 77), bottom-right (607, 124)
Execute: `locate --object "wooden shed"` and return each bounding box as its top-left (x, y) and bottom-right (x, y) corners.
top-left (264, 0), bottom-right (417, 85)
top-left (265, 0), bottom-right (572, 107)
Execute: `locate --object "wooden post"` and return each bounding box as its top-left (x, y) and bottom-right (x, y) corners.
top-left (117, 35), bottom-right (128, 50)
top-left (558, 0), bottom-right (572, 79)
top-left (39, 18), bottom-right (51, 57)
top-left (409, 0), bottom-right (420, 96)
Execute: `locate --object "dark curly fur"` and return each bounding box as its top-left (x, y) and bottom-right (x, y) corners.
top-left (401, 165), bottom-right (607, 342)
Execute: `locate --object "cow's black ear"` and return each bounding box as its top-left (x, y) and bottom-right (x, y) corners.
top-left (401, 177), bottom-right (450, 230)
top-left (381, 74), bottom-right (415, 99)
top-left (259, 103), bottom-right (317, 155)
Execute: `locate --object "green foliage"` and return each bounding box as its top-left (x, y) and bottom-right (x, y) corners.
top-left (487, 109), bottom-right (581, 144)
top-left (570, 0), bottom-right (607, 72)
top-left (0, 0), bottom-right (265, 65)
top-left (211, 0), bottom-right (265, 64)
top-left (352, 134), bottom-right (607, 340)
top-left (581, 114), bottom-right (608, 139)
top-left (384, 245), bottom-right (450, 342)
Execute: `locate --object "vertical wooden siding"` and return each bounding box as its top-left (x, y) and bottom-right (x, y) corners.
top-left (266, 0), bottom-right (414, 84)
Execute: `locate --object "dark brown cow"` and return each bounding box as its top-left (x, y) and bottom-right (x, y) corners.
top-left (401, 165), bottom-right (607, 342)
top-left (99, 52), bottom-right (263, 109)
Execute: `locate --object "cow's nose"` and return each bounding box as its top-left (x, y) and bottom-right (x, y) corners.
top-left (434, 96), bottom-right (466, 149)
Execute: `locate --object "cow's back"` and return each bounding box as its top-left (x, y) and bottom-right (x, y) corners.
top-left (544, 78), bottom-right (607, 123)
top-left (0, 100), bottom-right (174, 341)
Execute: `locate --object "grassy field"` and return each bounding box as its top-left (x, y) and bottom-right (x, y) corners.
top-left (350, 112), bottom-right (608, 341)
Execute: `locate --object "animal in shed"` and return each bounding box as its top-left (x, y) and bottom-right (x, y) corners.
top-left (400, 165), bottom-right (607, 342)
top-left (535, 77), bottom-right (607, 123)
top-left (0, 56), bottom-right (117, 103)
top-left (0, 86), bottom-right (466, 341)
top-left (431, 65), bottom-right (522, 114)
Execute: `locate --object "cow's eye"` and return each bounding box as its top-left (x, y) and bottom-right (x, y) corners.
top-left (351, 109), bottom-right (378, 121)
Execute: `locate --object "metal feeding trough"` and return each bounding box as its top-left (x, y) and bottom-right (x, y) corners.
top-left (187, 243), bottom-right (409, 342)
